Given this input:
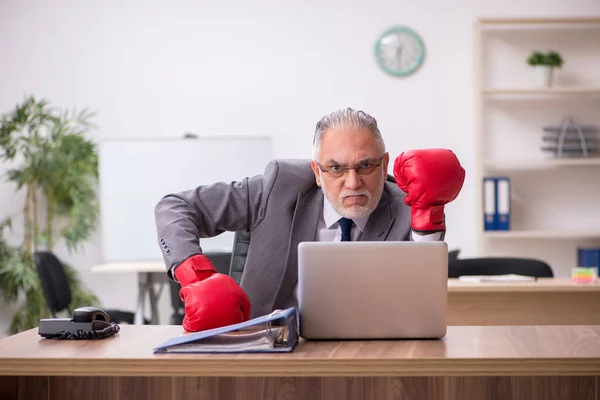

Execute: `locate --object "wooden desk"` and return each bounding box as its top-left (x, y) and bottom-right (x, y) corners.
top-left (2, 325), bottom-right (600, 400)
top-left (448, 278), bottom-right (600, 326)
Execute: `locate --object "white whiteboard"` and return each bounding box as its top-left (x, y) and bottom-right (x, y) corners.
top-left (98, 136), bottom-right (273, 262)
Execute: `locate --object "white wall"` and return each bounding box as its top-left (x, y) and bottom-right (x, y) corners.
top-left (1, 0), bottom-right (598, 336)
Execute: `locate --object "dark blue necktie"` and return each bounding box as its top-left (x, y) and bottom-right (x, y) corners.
top-left (338, 218), bottom-right (353, 242)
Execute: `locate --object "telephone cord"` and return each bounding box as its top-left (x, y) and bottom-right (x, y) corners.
top-left (55, 322), bottom-right (121, 340)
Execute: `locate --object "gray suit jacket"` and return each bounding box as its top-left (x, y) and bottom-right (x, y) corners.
top-left (154, 159), bottom-right (412, 318)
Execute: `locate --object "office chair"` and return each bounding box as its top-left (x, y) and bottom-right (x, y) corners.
top-left (229, 231), bottom-right (251, 285)
top-left (448, 249), bottom-right (460, 262)
top-left (169, 279), bottom-right (185, 325)
top-left (168, 251), bottom-right (233, 325)
top-left (33, 251), bottom-right (142, 324)
top-left (448, 257), bottom-right (554, 279)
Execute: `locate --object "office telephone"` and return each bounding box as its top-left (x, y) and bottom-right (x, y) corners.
top-left (38, 306), bottom-right (120, 340)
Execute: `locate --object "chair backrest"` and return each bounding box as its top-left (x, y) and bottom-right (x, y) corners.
top-left (448, 249), bottom-right (460, 262)
top-left (229, 231), bottom-right (251, 284)
top-left (448, 257), bottom-right (554, 278)
top-left (33, 251), bottom-right (72, 317)
top-left (168, 279), bottom-right (185, 325)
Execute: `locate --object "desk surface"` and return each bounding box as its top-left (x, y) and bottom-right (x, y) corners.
top-left (448, 277), bottom-right (600, 293)
top-left (91, 253), bottom-right (230, 274)
top-left (91, 261), bottom-right (165, 273)
top-left (2, 325), bottom-right (600, 377)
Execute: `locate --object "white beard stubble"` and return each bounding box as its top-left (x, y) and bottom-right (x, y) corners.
top-left (320, 173), bottom-right (384, 219)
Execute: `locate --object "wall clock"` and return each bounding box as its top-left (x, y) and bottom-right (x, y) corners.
top-left (374, 26), bottom-right (425, 77)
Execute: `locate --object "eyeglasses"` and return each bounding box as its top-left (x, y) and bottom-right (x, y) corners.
top-left (315, 155), bottom-right (385, 178)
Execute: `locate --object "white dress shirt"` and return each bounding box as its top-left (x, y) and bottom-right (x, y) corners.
top-left (316, 196), bottom-right (442, 243)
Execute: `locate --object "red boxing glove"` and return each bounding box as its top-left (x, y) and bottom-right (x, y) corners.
top-left (174, 254), bottom-right (251, 332)
top-left (393, 149), bottom-right (465, 233)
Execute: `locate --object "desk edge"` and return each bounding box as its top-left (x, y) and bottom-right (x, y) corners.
top-left (1, 358), bottom-right (599, 377)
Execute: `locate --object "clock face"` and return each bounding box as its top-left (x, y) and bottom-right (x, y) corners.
top-left (375, 26), bottom-right (425, 77)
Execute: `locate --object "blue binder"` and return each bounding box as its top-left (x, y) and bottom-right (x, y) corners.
top-left (578, 248), bottom-right (600, 268)
top-left (482, 176), bottom-right (511, 231)
top-left (153, 307), bottom-right (298, 354)
top-left (496, 177), bottom-right (511, 231)
top-left (483, 177), bottom-right (497, 231)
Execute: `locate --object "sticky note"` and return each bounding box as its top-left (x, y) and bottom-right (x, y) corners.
top-left (571, 267), bottom-right (598, 284)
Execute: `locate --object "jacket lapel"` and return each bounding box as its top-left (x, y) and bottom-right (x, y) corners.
top-left (272, 185), bottom-right (323, 309)
top-left (361, 188), bottom-right (396, 241)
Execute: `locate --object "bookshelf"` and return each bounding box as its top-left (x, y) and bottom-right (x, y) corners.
top-left (482, 230), bottom-right (600, 240)
top-left (483, 158), bottom-right (600, 172)
top-left (482, 87), bottom-right (600, 96)
top-left (474, 17), bottom-right (600, 276)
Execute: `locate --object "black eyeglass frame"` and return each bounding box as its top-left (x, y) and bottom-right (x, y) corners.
top-left (315, 155), bottom-right (386, 177)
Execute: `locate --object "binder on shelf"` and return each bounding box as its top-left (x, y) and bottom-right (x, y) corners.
top-left (578, 247), bottom-right (600, 268)
top-left (153, 307), bottom-right (298, 354)
top-left (496, 177), bottom-right (511, 231)
top-left (483, 177), bottom-right (497, 231)
top-left (482, 176), bottom-right (511, 231)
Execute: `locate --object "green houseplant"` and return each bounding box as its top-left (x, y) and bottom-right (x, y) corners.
top-left (0, 95), bottom-right (100, 334)
top-left (526, 50), bottom-right (564, 87)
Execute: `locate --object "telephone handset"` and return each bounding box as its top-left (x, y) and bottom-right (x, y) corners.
top-left (39, 306), bottom-right (120, 340)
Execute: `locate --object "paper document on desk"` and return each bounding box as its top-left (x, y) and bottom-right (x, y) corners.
top-left (153, 307), bottom-right (298, 354)
top-left (458, 274), bottom-right (536, 283)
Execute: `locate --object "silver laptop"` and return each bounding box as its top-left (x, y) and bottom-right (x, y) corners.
top-left (297, 241), bottom-right (448, 340)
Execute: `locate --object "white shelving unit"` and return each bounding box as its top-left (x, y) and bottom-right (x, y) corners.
top-left (484, 158), bottom-right (600, 172)
top-left (474, 17), bottom-right (600, 276)
top-left (482, 230), bottom-right (600, 240)
top-left (482, 87), bottom-right (600, 96)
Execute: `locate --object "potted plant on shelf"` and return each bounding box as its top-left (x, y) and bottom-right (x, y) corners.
top-left (0, 95), bottom-right (100, 334)
top-left (527, 50), bottom-right (564, 88)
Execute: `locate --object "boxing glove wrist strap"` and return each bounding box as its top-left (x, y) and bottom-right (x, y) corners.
top-left (411, 206), bottom-right (446, 233)
top-left (174, 254), bottom-right (216, 287)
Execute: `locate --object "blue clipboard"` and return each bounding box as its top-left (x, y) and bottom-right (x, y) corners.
top-left (153, 307), bottom-right (298, 354)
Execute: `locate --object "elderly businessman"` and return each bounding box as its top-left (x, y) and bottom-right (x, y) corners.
top-left (154, 108), bottom-right (465, 332)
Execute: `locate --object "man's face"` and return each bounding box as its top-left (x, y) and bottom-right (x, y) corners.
top-left (311, 126), bottom-right (389, 219)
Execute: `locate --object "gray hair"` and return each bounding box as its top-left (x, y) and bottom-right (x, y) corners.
top-left (312, 108), bottom-right (385, 160)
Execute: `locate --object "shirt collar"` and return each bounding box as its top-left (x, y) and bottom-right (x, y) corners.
top-left (322, 195), bottom-right (369, 233)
